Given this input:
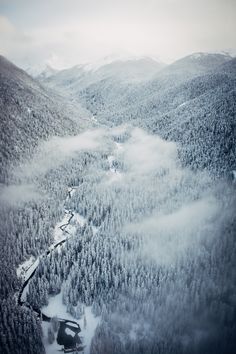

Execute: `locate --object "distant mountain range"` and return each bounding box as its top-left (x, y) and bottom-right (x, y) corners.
top-left (39, 52), bottom-right (236, 176)
top-left (1, 52), bottom-right (235, 181)
top-left (26, 64), bottom-right (59, 79)
top-left (0, 51), bottom-right (235, 354)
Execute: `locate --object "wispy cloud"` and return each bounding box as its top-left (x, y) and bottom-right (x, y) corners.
top-left (0, 183), bottom-right (42, 206)
top-left (122, 128), bottom-right (177, 176)
top-left (17, 128), bottom-right (107, 178)
top-left (125, 196), bottom-right (220, 265)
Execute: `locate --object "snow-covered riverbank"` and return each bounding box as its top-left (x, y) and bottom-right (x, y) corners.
top-left (40, 144), bottom-right (125, 353)
top-left (16, 139), bottom-right (126, 353)
top-left (42, 293), bottom-right (100, 354)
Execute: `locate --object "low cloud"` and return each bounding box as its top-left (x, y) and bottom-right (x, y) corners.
top-left (122, 127), bottom-right (177, 176)
top-left (0, 184), bottom-right (41, 206)
top-left (110, 124), bottom-right (131, 138)
top-left (125, 196), bottom-right (220, 265)
top-left (18, 128), bottom-right (107, 178)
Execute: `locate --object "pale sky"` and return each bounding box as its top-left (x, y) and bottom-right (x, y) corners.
top-left (0, 0), bottom-right (235, 69)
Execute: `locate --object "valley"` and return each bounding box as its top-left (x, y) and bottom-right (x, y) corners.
top-left (0, 53), bottom-right (235, 354)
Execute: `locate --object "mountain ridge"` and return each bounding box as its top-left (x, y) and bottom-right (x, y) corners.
top-left (0, 55), bottom-right (88, 183)
top-left (39, 53), bottom-right (236, 176)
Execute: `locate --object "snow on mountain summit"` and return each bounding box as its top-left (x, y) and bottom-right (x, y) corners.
top-left (26, 64), bottom-right (58, 78)
top-left (174, 52), bottom-right (232, 67)
top-left (82, 53), bottom-right (164, 72)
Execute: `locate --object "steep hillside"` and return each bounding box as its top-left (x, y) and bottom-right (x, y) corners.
top-left (26, 63), bottom-right (59, 79)
top-left (1, 52), bottom-right (235, 354)
top-left (40, 57), bottom-right (164, 111)
top-left (133, 58), bottom-right (236, 175)
top-left (0, 56), bottom-right (87, 183)
top-left (54, 53), bottom-right (235, 176)
top-left (83, 52), bottom-right (233, 118)
top-left (145, 70), bottom-right (236, 175)
top-left (163, 52), bottom-right (232, 78)
top-left (43, 56), bottom-right (164, 86)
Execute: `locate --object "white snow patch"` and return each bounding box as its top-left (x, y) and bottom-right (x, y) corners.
top-left (82, 306), bottom-right (100, 354)
top-left (41, 321), bottom-right (63, 354)
top-left (16, 256), bottom-right (35, 278)
top-left (42, 293), bottom-right (75, 321)
top-left (65, 327), bottom-right (76, 336)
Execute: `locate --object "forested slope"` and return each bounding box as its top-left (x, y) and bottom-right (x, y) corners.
top-left (1, 53), bottom-right (235, 354)
top-left (91, 57), bottom-right (236, 176)
top-left (45, 54), bottom-right (235, 176)
top-left (0, 55), bottom-right (87, 183)
top-left (27, 127), bottom-right (236, 354)
top-left (0, 57), bottom-right (90, 353)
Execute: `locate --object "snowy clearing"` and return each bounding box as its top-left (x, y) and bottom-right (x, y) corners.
top-left (42, 293), bottom-right (100, 354)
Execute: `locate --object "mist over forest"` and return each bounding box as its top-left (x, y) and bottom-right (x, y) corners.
top-left (0, 1), bottom-right (236, 353)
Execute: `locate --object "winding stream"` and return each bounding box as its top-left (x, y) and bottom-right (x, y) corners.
top-left (17, 186), bottom-right (83, 351)
top-left (16, 143), bottom-right (123, 353)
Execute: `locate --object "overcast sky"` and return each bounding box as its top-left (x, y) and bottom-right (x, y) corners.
top-left (0, 0), bottom-right (235, 69)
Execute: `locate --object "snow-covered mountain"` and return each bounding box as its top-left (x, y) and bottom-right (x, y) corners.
top-left (41, 52), bottom-right (235, 176)
top-left (0, 55), bottom-right (90, 183)
top-left (1, 51), bottom-right (236, 354)
top-left (165, 52), bottom-right (232, 78)
top-left (41, 55), bottom-right (165, 91)
top-left (26, 63), bottom-right (58, 79)
top-left (75, 53), bottom-right (162, 71)
top-left (82, 54), bottom-right (165, 78)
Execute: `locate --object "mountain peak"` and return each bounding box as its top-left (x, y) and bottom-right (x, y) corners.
top-left (25, 63), bottom-right (58, 78)
top-left (187, 51), bottom-right (232, 60)
top-left (168, 51), bottom-right (233, 74)
top-left (81, 54), bottom-right (164, 72)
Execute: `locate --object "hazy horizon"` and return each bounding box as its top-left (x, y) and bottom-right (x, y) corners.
top-left (0, 0), bottom-right (236, 69)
